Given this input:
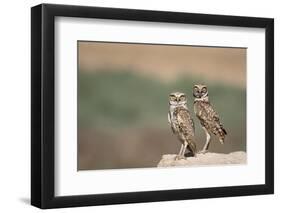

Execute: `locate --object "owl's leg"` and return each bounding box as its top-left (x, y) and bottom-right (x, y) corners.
top-left (175, 144), bottom-right (184, 160)
top-left (199, 127), bottom-right (211, 154)
top-left (179, 144), bottom-right (184, 156)
top-left (180, 142), bottom-right (188, 159)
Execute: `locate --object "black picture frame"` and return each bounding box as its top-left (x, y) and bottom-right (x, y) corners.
top-left (31, 3), bottom-right (274, 209)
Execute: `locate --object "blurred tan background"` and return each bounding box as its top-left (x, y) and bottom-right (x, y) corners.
top-left (79, 42), bottom-right (246, 87)
top-left (78, 41), bottom-right (246, 170)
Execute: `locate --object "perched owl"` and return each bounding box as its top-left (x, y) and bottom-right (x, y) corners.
top-left (193, 84), bottom-right (227, 154)
top-left (168, 92), bottom-right (196, 159)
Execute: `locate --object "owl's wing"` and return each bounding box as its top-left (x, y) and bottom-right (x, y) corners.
top-left (197, 101), bottom-right (219, 122)
top-left (198, 102), bottom-right (227, 135)
top-left (176, 107), bottom-right (195, 136)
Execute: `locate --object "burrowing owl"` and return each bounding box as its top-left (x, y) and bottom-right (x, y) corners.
top-left (168, 92), bottom-right (196, 159)
top-left (193, 84), bottom-right (227, 154)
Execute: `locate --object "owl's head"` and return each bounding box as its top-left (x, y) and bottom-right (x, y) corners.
top-left (193, 84), bottom-right (208, 98)
top-left (169, 92), bottom-right (187, 106)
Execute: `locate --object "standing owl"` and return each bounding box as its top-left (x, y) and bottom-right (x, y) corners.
top-left (168, 92), bottom-right (196, 159)
top-left (193, 84), bottom-right (227, 154)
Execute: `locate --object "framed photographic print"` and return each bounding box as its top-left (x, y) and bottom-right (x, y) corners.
top-left (31, 3), bottom-right (274, 209)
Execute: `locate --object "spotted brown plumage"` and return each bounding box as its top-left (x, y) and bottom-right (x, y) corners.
top-left (174, 106), bottom-right (196, 156)
top-left (194, 100), bottom-right (226, 143)
top-left (168, 92), bottom-right (197, 159)
top-left (174, 106), bottom-right (195, 138)
top-left (193, 84), bottom-right (227, 153)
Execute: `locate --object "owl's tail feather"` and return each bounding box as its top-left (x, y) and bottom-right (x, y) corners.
top-left (218, 126), bottom-right (227, 144)
top-left (221, 125), bottom-right (227, 135)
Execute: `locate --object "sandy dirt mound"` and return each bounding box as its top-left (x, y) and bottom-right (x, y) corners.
top-left (157, 151), bottom-right (246, 167)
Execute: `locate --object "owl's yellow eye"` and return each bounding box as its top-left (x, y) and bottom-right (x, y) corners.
top-left (202, 87), bottom-right (207, 93)
top-left (180, 96), bottom-right (186, 101)
top-left (170, 96), bottom-right (176, 101)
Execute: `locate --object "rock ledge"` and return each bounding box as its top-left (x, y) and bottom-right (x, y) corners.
top-left (157, 151), bottom-right (246, 167)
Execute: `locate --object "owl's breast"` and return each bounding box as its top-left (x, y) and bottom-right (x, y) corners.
top-left (193, 101), bottom-right (200, 116)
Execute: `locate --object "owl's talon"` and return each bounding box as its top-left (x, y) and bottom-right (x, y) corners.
top-left (175, 155), bottom-right (185, 160)
top-left (198, 150), bottom-right (208, 154)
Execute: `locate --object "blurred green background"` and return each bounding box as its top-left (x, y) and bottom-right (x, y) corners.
top-left (78, 42), bottom-right (246, 170)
